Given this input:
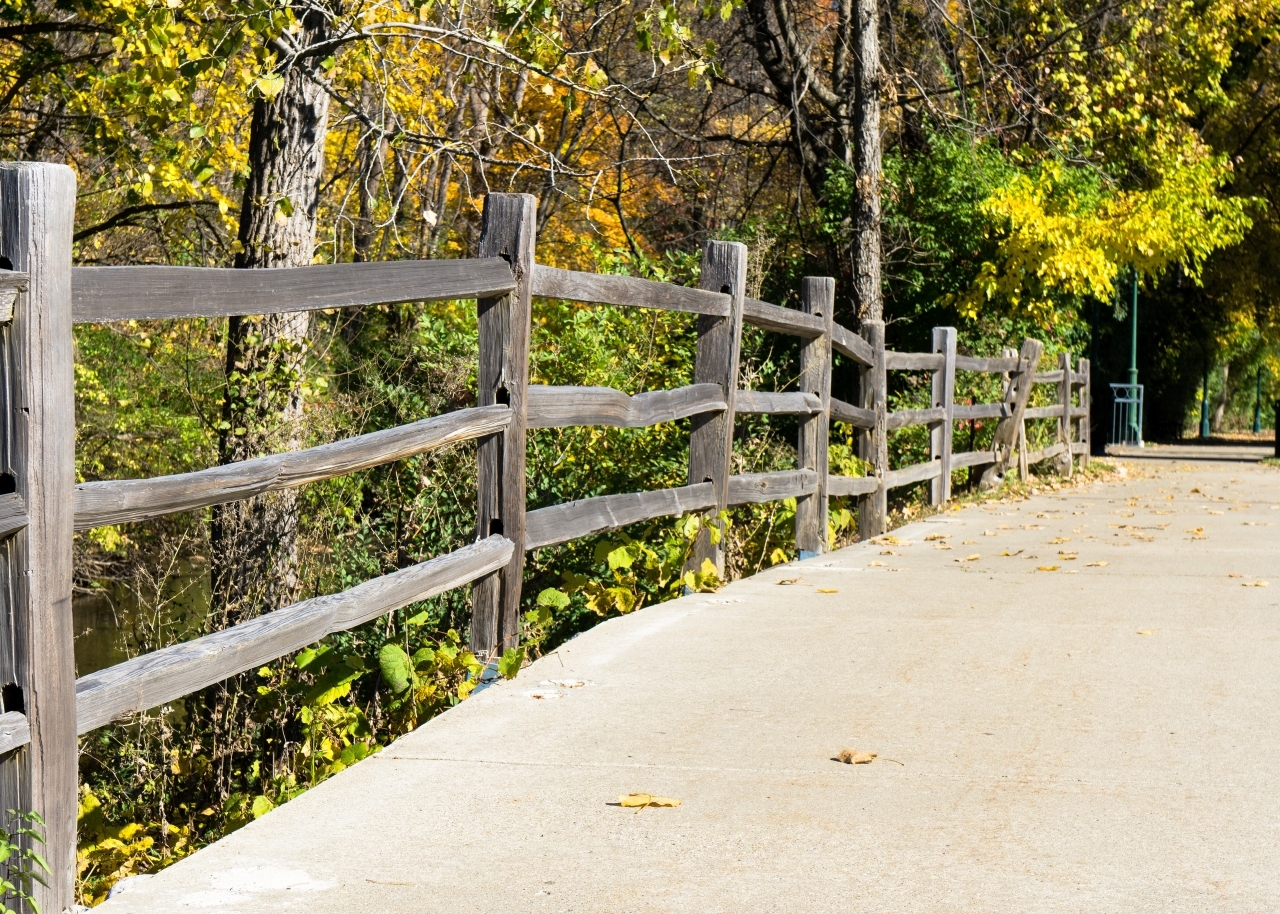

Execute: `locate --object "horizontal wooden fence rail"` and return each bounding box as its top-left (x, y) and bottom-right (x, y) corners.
top-left (532, 264), bottom-right (729, 316)
top-left (71, 259), bottom-right (517, 322)
top-left (75, 536), bottom-right (515, 734)
top-left (74, 405), bottom-right (512, 530)
top-left (9, 172), bottom-right (1098, 904)
top-left (526, 384), bottom-right (725, 429)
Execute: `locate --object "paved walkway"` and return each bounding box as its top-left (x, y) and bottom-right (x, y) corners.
top-left (102, 454), bottom-right (1280, 913)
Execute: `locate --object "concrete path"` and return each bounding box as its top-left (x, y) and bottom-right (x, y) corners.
top-left (101, 455), bottom-right (1280, 913)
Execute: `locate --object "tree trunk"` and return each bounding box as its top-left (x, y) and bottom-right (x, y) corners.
top-left (1212, 361), bottom-right (1230, 433)
top-left (852, 0), bottom-right (882, 321)
top-left (211, 6), bottom-right (332, 629)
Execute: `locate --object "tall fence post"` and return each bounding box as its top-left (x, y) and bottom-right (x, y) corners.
top-left (1057, 351), bottom-right (1074, 477)
top-left (686, 241), bottom-right (746, 578)
top-left (472, 193), bottom-right (536, 660)
top-left (857, 319), bottom-right (888, 538)
top-left (795, 277), bottom-right (834, 558)
top-left (1078, 358), bottom-right (1091, 467)
top-left (930, 326), bottom-right (956, 505)
top-left (0, 163), bottom-right (77, 912)
top-left (980, 337), bottom-right (1043, 489)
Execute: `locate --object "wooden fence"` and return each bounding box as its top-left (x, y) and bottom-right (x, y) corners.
top-left (0, 164), bottom-right (1090, 909)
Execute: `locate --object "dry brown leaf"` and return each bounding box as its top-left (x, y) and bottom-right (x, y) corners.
top-left (1229, 573), bottom-right (1243, 578)
top-left (880, 549), bottom-right (902, 555)
top-left (618, 793), bottom-right (681, 809)
top-left (1058, 552), bottom-right (1078, 560)
top-left (836, 749), bottom-right (877, 764)
top-left (1084, 561), bottom-right (1109, 567)
top-left (1000, 549), bottom-right (1024, 557)
top-left (1244, 580), bottom-right (1270, 588)
top-left (816, 588), bottom-right (839, 594)
top-left (1037, 565), bottom-right (1060, 572)
top-left (776, 577), bottom-right (802, 585)
top-left (1048, 537), bottom-right (1072, 544)
top-left (924, 533), bottom-right (951, 541)
top-left (956, 554), bottom-right (980, 562)
top-left (934, 543), bottom-right (953, 550)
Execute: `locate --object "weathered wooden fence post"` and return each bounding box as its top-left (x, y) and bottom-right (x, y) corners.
top-left (795, 277), bottom-right (834, 558)
top-left (1057, 350), bottom-right (1074, 477)
top-left (1078, 358), bottom-right (1091, 467)
top-left (857, 319), bottom-right (888, 538)
top-left (980, 337), bottom-right (1043, 489)
top-left (0, 163), bottom-right (77, 913)
top-left (930, 326), bottom-right (956, 505)
top-left (472, 193), bottom-right (536, 660)
top-left (686, 241), bottom-right (746, 578)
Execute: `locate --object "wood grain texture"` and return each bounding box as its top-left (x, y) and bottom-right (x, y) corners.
top-left (795, 277), bottom-right (833, 556)
top-left (979, 338), bottom-right (1044, 489)
top-left (1025, 441), bottom-right (1068, 465)
top-left (525, 483), bottom-right (717, 551)
top-left (526, 384), bottom-right (724, 429)
top-left (0, 163), bottom-right (78, 913)
top-left (727, 469), bottom-right (819, 505)
top-left (930, 327), bottom-right (956, 505)
top-left (950, 450), bottom-right (999, 469)
top-left (76, 536), bottom-right (513, 735)
top-left (1071, 371), bottom-right (1089, 384)
top-left (1034, 369), bottom-right (1065, 384)
top-left (0, 492), bottom-right (28, 539)
top-left (71, 259), bottom-right (516, 323)
top-left (0, 269), bottom-right (26, 324)
top-left (742, 297), bottom-right (825, 338)
top-left (827, 474), bottom-right (881, 497)
top-left (954, 355), bottom-right (1021, 373)
top-left (1022, 405), bottom-right (1065, 420)
top-left (0, 712), bottom-right (29, 754)
top-left (831, 322), bottom-right (874, 366)
top-left (733, 390), bottom-right (823, 415)
top-left (884, 351), bottom-right (946, 371)
top-left (472, 194), bottom-right (536, 660)
top-left (75, 406), bottom-right (510, 531)
top-left (885, 406), bottom-right (946, 430)
top-left (884, 460), bottom-right (943, 489)
top-left (1057, 351), bottom-right (1074, 478)
top-left (1070, 442), bottom-right (1089, 455)
top-left (858, 320), bottom-right (888, 538)
top-left (532, 264), bottom-right (729, 317)
top-left (829, 396), bottom-right (876, 428)
top-left (953, 402), bottom-right (1010, 421)
top-left (686, 240), bottom-right (746, 578)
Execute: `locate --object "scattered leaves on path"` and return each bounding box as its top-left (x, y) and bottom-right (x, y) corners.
top-left (618, 794), bottom-right (681, 809)
top-left (836, 749), bottom-right (877, 764)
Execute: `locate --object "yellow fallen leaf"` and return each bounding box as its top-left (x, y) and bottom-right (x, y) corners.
top-left (962, 539), bottom-right (977, 545)
top-left (836, 749), bottom-right (876, 764)
top-left (869, 561), bottom-right (886, 567)
top-left (1037, 565), bottom-right (1060, 572)
top-left (1059, 552), bottom-right (1078, 560)
top-left (956, 554), bottom-right (980, 562)
top-left (1137, 629), bottom-right (1155, 635)
top-left (776, 577), bottom-right (802, 585)
top-left (1207, 510), bottom-right (1224, 515)
top-left (1000, 549), bottom-right (1024, 557)
top-left (1186, 527), bottom-right (1204, 534)
top-left (934, 543), bottom-right (953, 550)
top-left (924, 533), bottom-right (950, 541)
top-left (816, 588), bottom-right (839, 593)
top-left (1244, 580), bottom-right (1270, 588)
top-left (1049, 537), bottom-right (1071, 544)
top-left (618, 793), bottom-right (681, 809)
top-left (1084, 561), bottom-right (1108, 567)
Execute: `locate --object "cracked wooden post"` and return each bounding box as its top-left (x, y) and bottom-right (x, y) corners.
top-left (980, 337), bottom-right (1043, 490)
top-left (857, 319), bottom-right (887, 538)
top-left (796, 277), bottom-right (834, 558)
top-left (0, 163), bottom-right (77, 914)
top-left (930, 326), bottom-right (956, 505)
top-left (685, 241), bottom-right (746, 579)
top-left (1057, 350), bottom-right (1074, 477)
top-left (472, 193), bottom-right (536, 660)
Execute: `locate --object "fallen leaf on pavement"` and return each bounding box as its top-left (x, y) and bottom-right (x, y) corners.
top-left (1000, 549), bottom-right (1024, 557)
top-left (1207, 510), bottom-right (1224, 515)
top-left (956, 554), bottom-right (980, 562)
top-left (817, 588), bottom-right (838, 593)
top-left (1084, 561), bottom-right (1109, 567)
top-left (1137, 629), bottom-right (1155, 635)
top-left (618, 793), bottom-right (681, 809)
top-left (924, 533), bottom-right (950, 541)
top-left (1049, 537), bottom-right (1071, 544)
top-left (1229, 573), bottom-right (1243, 578)
top-left (1244, 580), bottom-right (1270, 587)
top-left (1037, 565), bottom-right (1060, 572)
top-left (869, 561), bottom-right (886, 567)
top-left (776, 577), bottom-right (802, 585)
top-left (836, 749), bottom-right (877, 764)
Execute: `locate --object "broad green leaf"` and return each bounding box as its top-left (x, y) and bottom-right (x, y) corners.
top-left (378, 643), bottom-right (414, 693)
